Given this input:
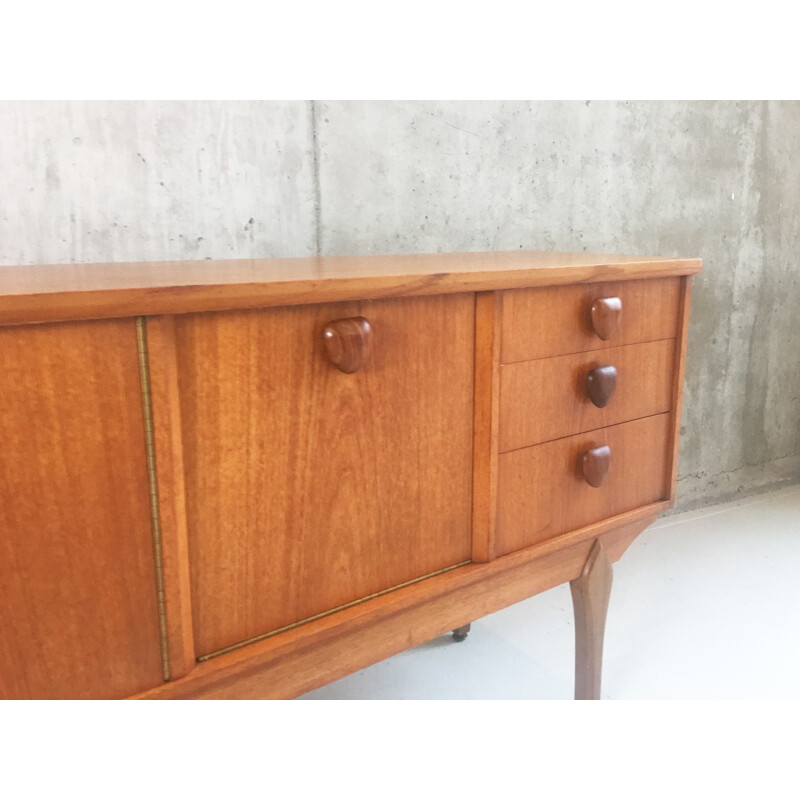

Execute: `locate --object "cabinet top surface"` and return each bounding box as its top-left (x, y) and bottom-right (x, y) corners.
top-left (0, 250), bottom-right (700, 325)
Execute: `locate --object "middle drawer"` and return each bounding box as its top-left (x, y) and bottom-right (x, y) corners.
top-left (499, 338), bottom-right (675, 453)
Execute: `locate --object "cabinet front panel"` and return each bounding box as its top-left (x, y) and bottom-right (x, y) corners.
top-left (501, 277), bottom-right (681, 363)
top-left (496, 413), bottom-right (671, 555)
top-left (0, 320), bottom-right (163, 699)
top-left (499, 338), bottom-right (675, 452)
top-left (175, 294), bottom-right (475, 657)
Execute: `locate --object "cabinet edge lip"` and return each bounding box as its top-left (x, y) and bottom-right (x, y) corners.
top-left (0, 259), bottom-right (702, 327)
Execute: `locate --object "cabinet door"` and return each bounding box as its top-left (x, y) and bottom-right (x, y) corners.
top-left (0, 320), bottom-right (163, 699)
top-left (174, 294), bottom-right (475, 657)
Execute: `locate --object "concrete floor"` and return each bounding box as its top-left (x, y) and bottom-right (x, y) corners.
top-left (300, 485), bottom-right (800, 699)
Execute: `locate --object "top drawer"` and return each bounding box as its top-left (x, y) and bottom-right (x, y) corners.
top-left (501, 277), bottom-right (681, 363)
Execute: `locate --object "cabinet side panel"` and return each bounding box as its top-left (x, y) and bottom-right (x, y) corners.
top-left (667, 276), bottom-right (693, 504)
top-left (0, 319), bottom-right (163, 699)
top-left (175, 294), bottom-right (475, 657)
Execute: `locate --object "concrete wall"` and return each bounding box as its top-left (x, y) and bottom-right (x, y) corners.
top-left (1, 100), bottom-right (798, 510)
top-left (0, 101), bottom-right (316, 263)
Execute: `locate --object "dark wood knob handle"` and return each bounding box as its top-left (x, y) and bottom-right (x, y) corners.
top-left (586, 365), bottom-right (617, 408)
top-left (322, 316), bottom-right (372, 373)
top-left (582, 445), bottom-right (610, 487)
top-left (590, 297), bottom-right (622, 340)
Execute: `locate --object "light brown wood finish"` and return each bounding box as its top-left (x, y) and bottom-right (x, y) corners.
top-left (667, 277), bottom-right (694, 503)
top-left (570, 540), bottom-right (613, 700)
top-left (174, 294), bottom-right (475, 658)
top-left (134, 510), bottom-right (659, 700)
top-left (144, 316), bottom-right (196, 680)
top-left (471, 291), bottom-right (503, 562)
top-left (501, 277), bottom-right (682, 363)
top-left (496, 413), bottom-right (672, 555)
top-left (0, 320), bottom-right (163, 699)
top-left (0, 250), bottom-right (699, 700)
top-left (499, 338), bottom-right (675, 452)
top-left (0, 251), bottom-right (699, 326)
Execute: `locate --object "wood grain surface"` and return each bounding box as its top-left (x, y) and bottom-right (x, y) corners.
top-left (471, 291), bottom-right (503, 562)
top-left (496, 413), bottom-right (672, 555)
top-left (499, 338), bottom-right (676, 452)
top-left (174, 294), bottom-right (475, 657)
top-left (144, 316), bottom-right (196, 679)
top-left (0, 320), bottom-right (163, 699)
top-left (0, 252), bottom-right (699, 326)
top-left (134, 511), bottom-right (659, 700)
top-left (501, 277), bottom-right (682, 363)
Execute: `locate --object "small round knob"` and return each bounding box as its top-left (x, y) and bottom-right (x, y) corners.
top-left (322, 317), bottom-right (372, 373)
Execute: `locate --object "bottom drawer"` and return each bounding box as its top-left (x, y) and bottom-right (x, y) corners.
top-left (496, 413), bottom-right (671, 555)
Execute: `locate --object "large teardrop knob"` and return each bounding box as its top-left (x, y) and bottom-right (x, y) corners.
top-left (582, 445), bottom-right (611, 488)
top-left (586, 365), bottom-right (618, 408)
top-left (591, 297), bottom-right (622, 340)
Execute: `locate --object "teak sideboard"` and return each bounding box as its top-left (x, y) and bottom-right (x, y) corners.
top-left (0, 250), bottom-right (700, 700)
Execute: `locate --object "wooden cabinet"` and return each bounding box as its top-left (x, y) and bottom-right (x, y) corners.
top-left (0, 250), bottom-right (699, 699)
top-left (171, 295), bottom-right (474, 657)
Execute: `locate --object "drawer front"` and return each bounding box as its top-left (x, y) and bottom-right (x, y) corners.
top-left (499, 338), bottom-right (675, 452)
top-left (496, 414), bottom-right (671, 555)
top-left (501, 277), bottom-right (681, 363)
top-left (174, 294), bottom-right (475, 657)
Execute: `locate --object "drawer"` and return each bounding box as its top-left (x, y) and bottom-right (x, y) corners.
top-left (496, 414), bottom-right (671, 555)
top-left (174, 294), bottom-right (475, 657)
top-left (499, 338), bottom-right (675, 452)
top-left (501, 277), bottom-right (681, 363)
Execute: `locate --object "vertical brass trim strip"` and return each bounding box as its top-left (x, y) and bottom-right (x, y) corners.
top-left (136, 316), bottom-right (171, 682)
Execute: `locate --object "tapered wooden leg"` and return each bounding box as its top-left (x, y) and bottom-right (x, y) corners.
top-left (452, 623), bottom-right (471, 642)
top-left (570, 540), bottom-right (612, 700)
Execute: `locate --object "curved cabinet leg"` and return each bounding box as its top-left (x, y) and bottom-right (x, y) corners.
top-left (570, 540), bottom-right (613, 700)
top-left (452, 623), bottom-right (471, 642)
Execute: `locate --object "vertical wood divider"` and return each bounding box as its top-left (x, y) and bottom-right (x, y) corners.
top-left (144, 315), bottom-right (196, 680)
top-left (472, 291), bottom-right (502, 562)
top-left (667, 276), bottom-right (693, 503)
